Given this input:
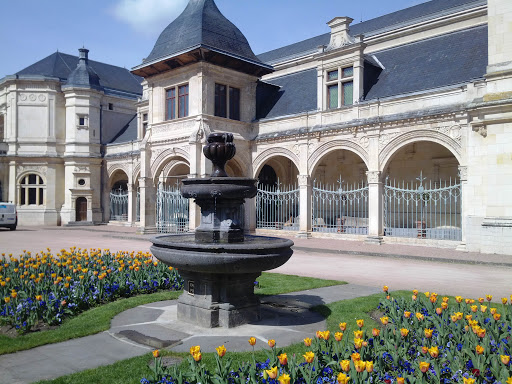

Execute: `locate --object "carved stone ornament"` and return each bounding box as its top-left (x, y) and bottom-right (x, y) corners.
top-left (325, 17), bottom-right (356, 52)
top-left (17, 165), bottom-right (48, 175)
top-left (74, 166), bottom-right (90, 173)
top-left (471, 121), bottom-right (487, 138)
top-left (297, 175), bottom-right (310, 186)
top-left (19, 94), bottom-right (27, 101)
top-left (189, 118), bottom-right (210, 144)
top-left (366, 171), bottom-right (381, 183)
top-left (458, 166), bottom-right (468, 181)
top-left (29, 94), bottom-right (37, 102)
top-left (359, 136), bottom-right (369, 148)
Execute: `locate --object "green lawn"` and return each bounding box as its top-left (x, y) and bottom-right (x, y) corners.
top-left (35, 290), bottom-right (397, 384)
top-left (0, 272), bottom-right (345, 356)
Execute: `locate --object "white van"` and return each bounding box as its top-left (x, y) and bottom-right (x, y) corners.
top-left (0, 202), bottom-right (17, 230)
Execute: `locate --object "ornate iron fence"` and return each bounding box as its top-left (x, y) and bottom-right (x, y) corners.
top-left (109, 188), bottom-right (128, 221)
top-left (156, 183), bottom-right (189, 233)
top-left (256, 182), bottom-right (299, 230)
top-left (312, 179), bottom-right (369, 234)
top-left (384, 172), bottom-right (461, 240)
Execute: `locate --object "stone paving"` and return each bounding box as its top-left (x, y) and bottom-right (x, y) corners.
top-left (0, 225), bottom-right (511, 383)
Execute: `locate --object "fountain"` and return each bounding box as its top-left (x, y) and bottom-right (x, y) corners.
top-left (150, 133), bottom-right (293, 328)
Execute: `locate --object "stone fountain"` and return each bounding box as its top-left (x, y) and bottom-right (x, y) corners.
top-left (150, 133), bottom-right (293, 328)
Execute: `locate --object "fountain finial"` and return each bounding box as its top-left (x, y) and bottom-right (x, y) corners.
top-left (203, 132), bottom-right (236, 177)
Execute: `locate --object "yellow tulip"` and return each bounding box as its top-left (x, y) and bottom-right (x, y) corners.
top-left (339, 322), bottom-right (347, 331)
top-left (486, 294), bottom-right (492, 302)
top-left (494, 313), bottom-right (502, 321)
top-left (400, 328), bottom-right (409, 337)
top-left (354, 360), bottom-right (366, 373)
top-left (248, 337), bottom-right (256, 346)
top-left (337, 372), bottom-right (350, 384)
top-left (372, 328), bottom-right (380, 337)
top-left (501, 355), bottom-right (510, 365)
top-left (490, 308), bottom-right (497, 315)
top-left (476, 345), bottom-right (484, 355)
top-left (441, 302), bottom-right (448, 310)
top-left (278, 374), bottom-right (290, 384)
top-left (502, 297), bottom-right (508, 304)
top-left (4, 297), bottom-right (10, 304)
top-left (353, 330), bottom-right (363, 339)
top-left (416, 313), bottom-right (424, 321)
top-left (380, 316), bottom-right (389, 325)
top-left (404, 311), bottom-right (411, 318)
top-left (354, 338), bottom-right (363, 349)
top-left (412, 289), bottom-right (418, 295)
top-left (193, 351), bottom-right (202, 362)
top-left (351, 352), bottom-right (361, 362)
top-left (278, 353), bottom-right (288, 365)
top-left (267, 339), bottom-right (276, 348)
top-left (366, 361), bottom-right (374, 373)
top-left (481, 305), bottom-right (487, 313)
top-left (303, 351), bottom-right (315, 363)
top-left (340, 360), bottom-right (351, 372)
top-left (463, 378), bottom-right (475, 384)
top-left (152, 350), bottom-right (160, 358)
top-left (506, 377), bottom-right (512, 384)
top-left (424, 328), bottom-right (433, 338)
top-left (356, 319), bottom-right (364, 328)
top-left (265, 367), bottom-right (278, 379)
top-left (335, 332), bottom-right (344, 341)
top-left (436, 307), bottom-right (443, 315)
top-left (189, 345), bottom-right (201, 355)
top-left (419, 361), bottom-right (430, 373)
top-left (429, 346), bottom-right (439, 358)
top-left (382, 285), bottom-right (388, 293)
top-left (303, 337), bottom-right (312, 347)
top-left (397, 378), bottom-right (405, 384)
top-left (216, 345), bottom-right (226, 357)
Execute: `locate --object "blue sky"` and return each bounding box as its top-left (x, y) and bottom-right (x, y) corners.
top-left (0, 0), bottom-right (426, 78)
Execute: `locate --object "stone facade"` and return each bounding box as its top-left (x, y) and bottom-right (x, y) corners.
top-left (1, 0), bottom-right (511, 255)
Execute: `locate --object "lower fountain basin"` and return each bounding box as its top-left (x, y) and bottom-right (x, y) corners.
top-left (150, 234), bottom-right (294, 328)
top-left (150, 234), bottom-right (293, 274)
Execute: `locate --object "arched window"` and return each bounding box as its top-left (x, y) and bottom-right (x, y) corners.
top-left (19, 174), bottom-right (45, 206)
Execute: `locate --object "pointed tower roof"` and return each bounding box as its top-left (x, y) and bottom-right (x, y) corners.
top-left (62, 48), bottom-right (102, 91)
top-left (132, 0), bottom-right (272, 77)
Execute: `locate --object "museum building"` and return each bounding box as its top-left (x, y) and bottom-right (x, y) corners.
top-left (0, 0), bottom-right (511, 255)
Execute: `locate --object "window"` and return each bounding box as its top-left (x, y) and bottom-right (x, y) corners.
top-left (108, 103), bottom-right (114, 110)
top-left (165, 84), bottom-right (189, 120)
top-left (142, 113), bottom-right (148, 137)
top-left (215, 83), bottom-right (240, 121)
top-left (326, 66), bottom-right (353, 109)
top-left (77, 115), bottom-right (88, 128)
top-left (19, 174), bottom-right (45, 206)
top-left (79, 117), bottom-right (85, 126)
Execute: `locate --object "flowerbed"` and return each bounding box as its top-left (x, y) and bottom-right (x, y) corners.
top-left (0, 248), bottom-right (182, 333)
top-left (143, 287), bottom-right (512, 384)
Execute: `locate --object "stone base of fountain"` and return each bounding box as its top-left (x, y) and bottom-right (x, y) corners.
top-left (177, 271), bottom-right (261, 328)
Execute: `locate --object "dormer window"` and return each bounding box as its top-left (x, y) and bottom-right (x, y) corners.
top-left (166, 84), bottom-right (189, 120)
top-left (215, 83), bottom-right (240, 121)
top-left (326, 66), bottom-right (353, 109)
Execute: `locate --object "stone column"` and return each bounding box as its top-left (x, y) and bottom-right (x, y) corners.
top-left (297, 174), bottom-right (311, 238)
top-left (456, 165), bottom-right (468, 251)
top-left (137, 145), bottom-right (156, 234)
top-left (365, 170), bottom-right (383, 244)
top-left (127, 183), bottom-right (136, 226)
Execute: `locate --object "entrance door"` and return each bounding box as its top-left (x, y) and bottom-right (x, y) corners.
top-left (76, 197), bottom-right (87, 222)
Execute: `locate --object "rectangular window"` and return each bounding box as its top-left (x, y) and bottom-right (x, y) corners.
top-left (108, 103), bottom-right (114, 110)
top-left (79, 117), bottom-right (85, 126)
top-left (229, 87), bottom-right (240, 121)
top-left (326, 66), bottom-right (353, 109)
top-left (166, 88), bottom-right (176, 120)
top-left (178, 85), bottom-right (189, 118)
top-left (215, 84), bottom-right (227, 118)
top-left (28, 188), bottom-right (36, 205)
top-left (328, 85), bottom-right (338, 109)
top-left (215, 83), bottom-right (240, 120)
top-left (142, 113), bottom-right (148, 136)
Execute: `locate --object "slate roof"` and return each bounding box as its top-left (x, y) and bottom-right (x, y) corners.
top-left (139, 0), bottom-right (270, 71)
top-left (258, 0), bottom-right (486, 64)
top-left (106, 114), bottom-right (138, 145)
top-left (257, 26), bottom-right (488, 120)
top-left (15, 51), bottom-right (142, 97)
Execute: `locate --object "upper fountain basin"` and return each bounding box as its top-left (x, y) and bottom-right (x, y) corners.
top-left (181, 177), bottom-right (258, 200)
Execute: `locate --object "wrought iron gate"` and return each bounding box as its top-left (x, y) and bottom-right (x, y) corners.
top-left (110, 188), bottom-right (128, 221)
top-left (312, 180), bottom-right (369, 234)
top-left (384, 172), bottom-right (461, 240)
top-left (156, 183), bottom-right (189, 233)
top-left (256, 182), bottom-right (299, 230)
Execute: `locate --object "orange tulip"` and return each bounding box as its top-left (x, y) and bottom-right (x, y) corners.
top-left (404, 311), bottom-right (411, 318)
top-left (353, 330), bottom-right (363, 339)
top-left (278, 353), bottom-right (288, 365)
top-left (372, 328), bottom-right (380, 337)
top-left (335, 332), bottom-right (344, 341)
top-left (397, 378), bottom-right (405, 384)
top-left (354, 360), bottom-right (366, 373)
top-left (436, 308), bottom-right (443, 315)
top-left (494, 313), bottom-right (502, 321)
top-left (501, 355), bottom-right (510, 365)
top-left (268, 339), bottom-right (276, 348)
top-left (476, 345), bottom-right (484, 355)
top-left (356, 319), bottom-right (364, 328)
top-left (152, 350), bottom-right (160, 358)
top-left (339, 322), bottom-right (347, 331)
top-left (248, 337), bottom-right (256, 346)
top-left (351, 352), bottom-right (361, 362)
top-left (303, 351), bottom-right (315, 363)
top-left (383, 285), bottom-right (389, 293)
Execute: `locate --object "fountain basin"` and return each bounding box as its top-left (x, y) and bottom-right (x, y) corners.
top-left (151, 234), bottom-right (293, 328)
top-left (181, 177), bottom-right (257, 200)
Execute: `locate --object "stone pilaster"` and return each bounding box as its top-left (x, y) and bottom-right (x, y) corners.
top-left (456, 165), bottom-right (468, 251)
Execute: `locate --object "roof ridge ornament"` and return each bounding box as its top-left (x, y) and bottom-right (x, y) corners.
top-left (325, 17), bottom-right (356, 52)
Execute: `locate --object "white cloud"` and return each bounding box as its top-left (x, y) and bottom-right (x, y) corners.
top-left (112, 0), bottom-right (188, 36)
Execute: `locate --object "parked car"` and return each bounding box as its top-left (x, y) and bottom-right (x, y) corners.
top-left (0, 202), bottom-right (17, 230)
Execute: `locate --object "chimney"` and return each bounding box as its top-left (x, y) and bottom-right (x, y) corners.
top-left (78, 48), bottom-right (89, 65)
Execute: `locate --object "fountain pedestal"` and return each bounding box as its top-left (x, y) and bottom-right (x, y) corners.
top-left (150, 133), bottom-right (293, 328)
